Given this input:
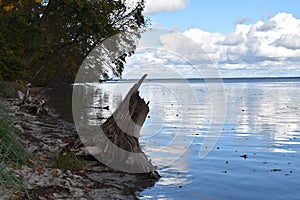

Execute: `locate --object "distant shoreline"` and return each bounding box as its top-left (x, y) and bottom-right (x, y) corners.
top-left (104, 76), bottom-right (300, 83)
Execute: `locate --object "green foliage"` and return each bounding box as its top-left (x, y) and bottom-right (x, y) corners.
top-left (0, 82), bottom-right (16, 98)
top-left (0, 0), bottom-right (147, 86)
top-left (0, 101), bottom-right (28, 197)
top-left (0, 102), bottom-right (28, 164)
top-left (0, 145), bottom-right (25, 197)
top-left (54, 152), bottom-right (85, 170)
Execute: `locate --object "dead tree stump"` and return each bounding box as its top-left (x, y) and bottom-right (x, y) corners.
top-left (68, 74), bottom-right (160, 178)
top-left (102, 74), bottom-right (149, 153)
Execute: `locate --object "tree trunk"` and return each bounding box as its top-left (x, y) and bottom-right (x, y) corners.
top-left (98, 74), bottom-right (159, 177)
top-left (66, 74), bottom-right (160, 178)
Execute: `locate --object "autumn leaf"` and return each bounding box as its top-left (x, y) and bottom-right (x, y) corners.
top-left (36, 167), bottom-right (43, 173)
top-left (14, 191), bottom-right (20, 196)
top-left (39, 156), bottom-right (46, 161)
top-left (35, 0), bottom-right (42, 3)
top-left (3, 4), bottom-right (14, 11)
top-left (38, 196), bottom-right (47, 200)
top-left (53, 182), bottom-right (58, 188)
top-left (27, 159), bottom-right (34, 166)
top-left (9, 162), bottom-right (15, 168)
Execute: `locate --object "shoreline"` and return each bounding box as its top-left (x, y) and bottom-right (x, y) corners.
top-left (2, 89), bottom-right (156, 199)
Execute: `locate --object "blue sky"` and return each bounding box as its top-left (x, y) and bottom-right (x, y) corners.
top-left (147, 0), bottom-right (300, 34)
top-left (123, 0), bottom-right (300, 78)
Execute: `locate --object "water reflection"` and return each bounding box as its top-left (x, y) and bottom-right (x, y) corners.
top-left (47, 86), bottom-right (73, 122)
top-left (225, 81), bottom-right (300, 153)
top-left (49, 79), bottom-right (300, 199)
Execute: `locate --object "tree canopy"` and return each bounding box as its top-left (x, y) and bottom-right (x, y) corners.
top-left (0, 0), bottom-right (147, 86)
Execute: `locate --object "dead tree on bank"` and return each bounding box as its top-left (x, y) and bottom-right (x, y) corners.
top-left (102, 74), bottom-right (149, 153)
top-left (68, 74), bottom-right (160, 178)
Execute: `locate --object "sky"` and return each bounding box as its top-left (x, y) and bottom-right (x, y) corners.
top-left (144, 0), bottom-right (300, 33)
top-left (123, 0), bottom-right (300, 78)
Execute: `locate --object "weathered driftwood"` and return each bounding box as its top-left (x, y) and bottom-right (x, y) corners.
top-left (102, 74), bottom-right (149, 152)
top-left (18, 83), bottom-right (52, 116)
top-left (67, 74), bottom-right (160, 178)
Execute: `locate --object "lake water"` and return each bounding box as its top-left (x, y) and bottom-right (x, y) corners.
top-left (52, 78), bottom-right (300, 200)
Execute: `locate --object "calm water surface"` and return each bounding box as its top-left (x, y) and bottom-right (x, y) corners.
top-left (53, 78), bottom-right (300, 200)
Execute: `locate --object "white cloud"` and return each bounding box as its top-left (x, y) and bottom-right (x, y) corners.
top-left (144, 0), bottom-right (189, 14)
top-left (183, 12), bottom-right (300, 66)
top-left (235, 17), bottom-right (252, 25)
top-left (125, 12), bottom-right (300, 78)
top-left (127, 0), bottom-right (189, 15)
top-left (274, 34), bottom-right (300, 50)
top-left (217, 33), bottom-right (244, 46)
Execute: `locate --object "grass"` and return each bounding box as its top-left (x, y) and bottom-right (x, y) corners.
top-left (0, 102), bottom-right (28, 164)
top-left (53, 152), bottom-right (85, 170)
top-left (0, 82), bottom-right (16, 98)
top-left (0, 147), bottom-right (24, 197)
top-left (0, 101), bottom-right (28, 197)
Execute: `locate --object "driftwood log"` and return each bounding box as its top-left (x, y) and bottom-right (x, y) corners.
top-left (68, 74), bottom-right (160, 178)
top-left (17, 83), bottom-right (52, 116)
